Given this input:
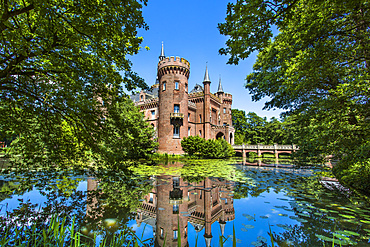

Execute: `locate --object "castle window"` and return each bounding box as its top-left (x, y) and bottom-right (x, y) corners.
top-left (175, 81), bottom-right (179, 90)
top-left (163, 82), bottom-right (166, 91)
top-left (185, 83), bottom-right (188, 91)
top-left (199, 114), bottom-right (202, 122)
top-left (173, 229), bottom-right (178, 239)
top-left (174, 104), bottom-right (180, 113)
top-left (188, 113), bottom-right (190, 121)
top-left (199, 130), bottom-right (202, 136)
top-left (173, 126), bottom-right (180, 138)
top-left (188, 127), bottom-right (191, 136)
top-left (223, 122), bottom-right (227, 126)
top-left (223, 108), bottom-right (226, 114)
top-left (173, 177), bottom-right (180, 187)
top-left (160, 228), bottom-right (164, 238)
top-left (149, 193), bottom-right (153, 203)
top-left (173, 204), bottom-right (179, 214)
top-left (140, 95), bottom-right (143, 101)
top-left (151, 110), bottom-right (155, 118)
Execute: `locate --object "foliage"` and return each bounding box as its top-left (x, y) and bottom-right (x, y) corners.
top-left (231, 109), bottom-right (296, 145)
top-left (180, 136), bottom-right (204, 156)
top-left (0, 0), bottom-right (152, 167)
top-left (181, 136), bottom-right (234, 158)
top-left (333, 142), bottom-right (370, 196)
top-left (95, 98), bottom-right (157, 167)
top-left (219, 0), bottom-right (370, 193)
top-left (0, 214), bottom-right (147, 246)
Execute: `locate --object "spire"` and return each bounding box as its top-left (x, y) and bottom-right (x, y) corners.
top-left (217, 75), bottom-right (224, 93)
top-left (203, 63), bottom-right (211, 83)
top-left (159, 42), bottom-right (165, 61)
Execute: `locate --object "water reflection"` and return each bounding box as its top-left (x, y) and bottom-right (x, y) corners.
top-left (86, 162), bottom-right (235, 247)
top-left (136, 163), bottom-right (234, 247)
top-left (1, 162), bottom-right (370, 246)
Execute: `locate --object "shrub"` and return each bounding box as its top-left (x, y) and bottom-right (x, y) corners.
top-left (181, 137), bottom-right (234, 159)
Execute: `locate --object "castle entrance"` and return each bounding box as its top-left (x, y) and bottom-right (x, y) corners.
top-left (216, 132), bottom-right (225, 140)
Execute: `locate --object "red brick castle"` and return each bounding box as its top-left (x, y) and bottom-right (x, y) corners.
top-left (131, 44), bottom-right (234, 154)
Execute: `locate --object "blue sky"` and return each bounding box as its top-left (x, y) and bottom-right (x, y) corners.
top-left (129, 0), bottom-right (283, 119)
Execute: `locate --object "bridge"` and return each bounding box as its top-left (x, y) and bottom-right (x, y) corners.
top-left (232, 144), bottom-right (298, 160)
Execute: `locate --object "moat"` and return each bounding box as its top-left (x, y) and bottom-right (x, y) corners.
top-left (1, 161), bottom-right (370, 246)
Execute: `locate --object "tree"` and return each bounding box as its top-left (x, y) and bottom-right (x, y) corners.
top-left (231, 109), bottom-right (248, 144)
top-left (219, 1), bottom-right (370, 194)
top-left (97, 97), bottom-right (157, 166)
top-left (0, 0), bottom-right (152, 165)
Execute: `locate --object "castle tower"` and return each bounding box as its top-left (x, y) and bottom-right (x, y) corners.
top-left (203, 65), bottom-right (211, 140)
top-left (157, 44), bottom-right (190, 154)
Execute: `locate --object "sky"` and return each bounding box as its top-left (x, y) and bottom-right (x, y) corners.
top-left (129, 0), bottom-right (284, 119)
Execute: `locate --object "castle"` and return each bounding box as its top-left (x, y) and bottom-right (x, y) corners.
top-left (131, 44), bottom-right (234, 154)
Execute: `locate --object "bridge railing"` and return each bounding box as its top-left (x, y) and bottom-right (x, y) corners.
top-left (232, 144), bottom-right (298, 151)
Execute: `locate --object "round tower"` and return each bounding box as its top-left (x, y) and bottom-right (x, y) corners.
top-left (157, 49), bottom-right (190, 154)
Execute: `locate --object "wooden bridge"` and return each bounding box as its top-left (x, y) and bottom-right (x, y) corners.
top-left (232, 144), bottom-right (298, 159)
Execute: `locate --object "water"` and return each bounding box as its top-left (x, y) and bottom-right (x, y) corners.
top-left (1, 161), bottom-right (370, 246)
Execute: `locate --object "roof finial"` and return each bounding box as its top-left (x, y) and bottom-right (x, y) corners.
top-left (217, 75), bottom-right (224, 93)
top-left (203, 62), bottom-right (211, 83)
top-left (159, 41), bottom-right (165, 61)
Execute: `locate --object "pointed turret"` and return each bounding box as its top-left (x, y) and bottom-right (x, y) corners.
top-left (203, 63), bottom-right (211, 83)
top-left (159, 42), bottom-right (165, 61)
top-left (217, 76), bottom-right (224, 93)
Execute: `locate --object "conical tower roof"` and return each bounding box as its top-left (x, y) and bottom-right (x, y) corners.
top-left (203, 64), bottom-right (211, 83)
top-left (217, 76), bottom-right (224, 93)
top-left (159, 42), bottom-right (165, 61)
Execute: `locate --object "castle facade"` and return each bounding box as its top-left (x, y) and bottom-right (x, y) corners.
top-left (131, 44), bottom-right (234, 154)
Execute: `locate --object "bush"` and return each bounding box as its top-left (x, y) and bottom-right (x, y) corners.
top-left (181, 137), bottom-right (234, 159)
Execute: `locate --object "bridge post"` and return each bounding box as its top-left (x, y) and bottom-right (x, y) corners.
top-left (242, 144), bottom-right (246, 161)
top-left (257, 144), bottom-right (261, 157)
top-left (274, 143), bottom-right (279, 160)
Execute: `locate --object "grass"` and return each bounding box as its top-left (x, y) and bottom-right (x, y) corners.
top-left (0, 215), bottom-right (147, 247)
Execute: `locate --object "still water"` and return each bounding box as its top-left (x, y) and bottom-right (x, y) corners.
top-left (1, 161), bottom-right (370, 246)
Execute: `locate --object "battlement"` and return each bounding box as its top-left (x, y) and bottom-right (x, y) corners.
top-left (224, 93), bottom-right (232, 100)
top-left (157, 56), bottom-right (190, 79)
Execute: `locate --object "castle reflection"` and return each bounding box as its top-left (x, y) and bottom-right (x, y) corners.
top-left (135, 163), bottom-right (235, 247)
